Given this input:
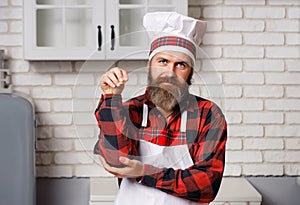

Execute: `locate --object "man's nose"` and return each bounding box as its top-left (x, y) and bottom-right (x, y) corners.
top-left (163, 63), bottom-right (176, 76)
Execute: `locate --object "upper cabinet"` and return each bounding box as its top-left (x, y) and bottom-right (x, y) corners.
top-left (24, 0), bottom-right (187, 60)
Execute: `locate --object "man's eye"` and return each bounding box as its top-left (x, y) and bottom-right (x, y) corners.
top-left (177, 63), bottom-right (186, 69)
top-left (159, 59), bottom-right (167, 64)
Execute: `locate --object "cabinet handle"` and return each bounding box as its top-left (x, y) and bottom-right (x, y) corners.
top-left (97, 25), bottom-right (102, 51)
top-left (110, 25), bottom-right (115, 51)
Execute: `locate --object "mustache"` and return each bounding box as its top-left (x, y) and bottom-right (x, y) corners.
top-left (151, 76), bottom-right (181, 86)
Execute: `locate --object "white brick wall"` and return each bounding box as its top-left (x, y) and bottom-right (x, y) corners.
top-left (269, 0), bottom-right (300, 5)
top-left (223, 73), bottom-right (264, 84)
top-left (244, 139), bottom-right (284, 150)
top-left (0, 0), bottom-right (8, 6)
top-left (32, 87), bottom-right (73, 99)
top-left (1, 0), bottom-right (299, 177)
top-left (287, 8), bottom-right (300, 18)
top-left (223, 20), bottom-right (264, 31)
top-left (243, 60), bottom-right (284, 72)
top-left (228, 125), bottom-right (264, 137)
top-left (54, 152), bottom-right (94, 164)
top-left (243, 112), bottom-right (284, 124)
top-left (12, 74), bottom-right (52, 85)
top-left (223, 46), bottom-right (264, 58)
top-left (0, 8), bottom-right (22, 19)
top-left (226, 151), bottom-right (263, 163)
top-left (243, 86), bottom-right (284, 98)
top-left (203, 7), bottom-right (243, 18)
top-left (286, 60), bottom-right (300, 72)
top-left (266, 20), bottom-right (300, 32)
top-left (243, 164), bottom-right (283, 176)
top-left (266, 47), bottom-right (299, 58)
top-left (244, 33), bottom-right (284, 45)
top-left (203, 33), bottom-right (242, 45)
top-left (224, 0), bottom-right (265, 6)
top-left (0, 22), bottom-right (8, 32)
top-left (244, 7), bottom-right (285, 19)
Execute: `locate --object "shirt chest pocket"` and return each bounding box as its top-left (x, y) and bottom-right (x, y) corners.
top-left (138, 127), bottom-right (187, 146)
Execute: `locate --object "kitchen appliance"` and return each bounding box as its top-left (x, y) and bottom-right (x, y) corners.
top-left (0, 50), bottom-right (37, 205)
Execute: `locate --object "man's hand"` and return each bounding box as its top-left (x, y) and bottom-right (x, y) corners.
top-left (99, 156), bottom-right (144, 178)
top-left (100, 67), bottom-right (128, 94)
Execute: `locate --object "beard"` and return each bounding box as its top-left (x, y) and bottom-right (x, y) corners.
top-left (148, 74), bottom-right (189, 112)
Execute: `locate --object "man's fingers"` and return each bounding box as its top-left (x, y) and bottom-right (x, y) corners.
top-left (99, 156), bottom-right (120, 175)
top-left (100, 67), bottom-right (129, 94)
top-left (119, 157), bottom-right (134, 167)
top-left (99, 156), bottom-right (109, 168)
top-left (102, 74), bottom-right (116, 88)
top-left (110, 67), bottom-right (128, 84)
top-left (119, 69), bottom-right (128, 82)
top-left (99, 156), bottom-right (143, 178)
top-left (106, 71), bottom-right (119, 87)
top-left (99, 156), bottom-right (114, 172)
top-left (111, 68), bottom-right (126, 84)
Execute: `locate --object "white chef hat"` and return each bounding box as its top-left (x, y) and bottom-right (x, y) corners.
top-left (143, 12), bottom-right (207, 66)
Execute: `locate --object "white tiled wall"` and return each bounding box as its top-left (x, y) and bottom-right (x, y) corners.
top-left (0, 0), bottom-right (299, 177)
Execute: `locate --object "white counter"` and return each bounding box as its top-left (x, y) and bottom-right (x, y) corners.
top-left (90, 177), bottom-right (262, 205)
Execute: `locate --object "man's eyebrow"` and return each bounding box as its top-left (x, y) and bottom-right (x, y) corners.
top-left (155, 56), bottom-right (168, 61)
top-left (175, 59), bottom-right (192, 66)
top-left (155, 54), bottom-right (191, 65)
top-left (177, 61), bottom-right (188, 66)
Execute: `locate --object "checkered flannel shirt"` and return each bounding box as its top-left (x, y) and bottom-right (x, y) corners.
top-left (94, 90), bottom-right (227, 203)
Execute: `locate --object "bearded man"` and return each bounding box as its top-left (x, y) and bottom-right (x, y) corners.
top-left (94, 12), bottom-right (227, 205)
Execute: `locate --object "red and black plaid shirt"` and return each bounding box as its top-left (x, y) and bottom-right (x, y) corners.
top-left (94, 90), bottom-right (227, 203)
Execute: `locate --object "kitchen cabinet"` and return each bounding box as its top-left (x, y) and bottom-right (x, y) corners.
top-left (24, 0), bottom-right (187, 60)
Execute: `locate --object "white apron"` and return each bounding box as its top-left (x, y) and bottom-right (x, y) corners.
top-left (114, 105), bottom-right (208, 205)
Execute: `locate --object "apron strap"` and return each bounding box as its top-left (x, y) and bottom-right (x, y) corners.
top-left (180, 110), bottom-right (187, 133)
top-left (141, 104), bottom-right (187, 132)
top-left (141, 104), bottom-right (148, 127)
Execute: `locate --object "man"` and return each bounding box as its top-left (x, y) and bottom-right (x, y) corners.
top-left (94, 12), bottom-right (227, 204)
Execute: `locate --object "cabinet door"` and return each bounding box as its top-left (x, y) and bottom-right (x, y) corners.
top-left (24, 0), bottom-right (104, 60)
top-left (105, 0), bottom-right (148, 60)
top-left (105, 0), bottom-right (187, 60)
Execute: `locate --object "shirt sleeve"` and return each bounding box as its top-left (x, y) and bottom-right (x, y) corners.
top-left (139, 104), bottom-right (227, 203)
top-left (93, 94), bottom-right (139, 167)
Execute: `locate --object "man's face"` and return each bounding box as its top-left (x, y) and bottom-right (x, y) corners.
top-left (148, 50), bottom-right (193, 112)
